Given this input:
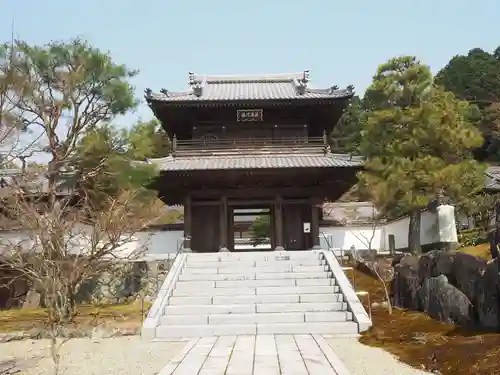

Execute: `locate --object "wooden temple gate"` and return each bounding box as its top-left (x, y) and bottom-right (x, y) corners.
top-left (145, 71), bottom-right (363, 252)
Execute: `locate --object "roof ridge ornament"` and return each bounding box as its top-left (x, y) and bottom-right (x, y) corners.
top-left (188, 71), bottom-right (203, 97)
top-left (329, 85), bottom-right (339, 95)
top-left (295, 70), bottom-right (310, 95)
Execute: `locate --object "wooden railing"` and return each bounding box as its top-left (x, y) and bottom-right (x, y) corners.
top-left (172, 136), bottom-right (327, 157)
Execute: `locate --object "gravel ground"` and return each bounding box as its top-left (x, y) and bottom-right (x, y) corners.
top-left (0, 336), bottom-right (186, 375)
top-left (326, 337), bottom-right (432, 375)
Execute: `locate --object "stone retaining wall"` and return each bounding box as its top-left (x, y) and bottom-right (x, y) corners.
top-left (0, 256), bottom-right (175, 309)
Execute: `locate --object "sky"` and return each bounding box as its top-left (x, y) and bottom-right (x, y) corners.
top-left (0, 0), bottom-right (498, 128)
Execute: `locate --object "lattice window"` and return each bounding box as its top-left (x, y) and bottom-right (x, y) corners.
top-left (200, 134), bottom-right (219, 143)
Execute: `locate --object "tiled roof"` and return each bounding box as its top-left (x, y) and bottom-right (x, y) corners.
top-left (147, 153), bottom-right (364, 172)
top-left (0, 168), bottom-right (71, 196)
top-left (485, 166), bottom-right (500, 191)
top-left (146, 71), bottom-right (353, 103)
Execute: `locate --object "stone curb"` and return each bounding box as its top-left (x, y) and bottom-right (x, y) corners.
top-left (0, 326), bottom-right (141, 343)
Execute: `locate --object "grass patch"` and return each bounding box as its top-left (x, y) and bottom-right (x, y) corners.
top-left (0, 301), bottom-right (151, 333)
top-left (355, 248), bottom-right (500, 375)
top-left (459, 243), bottom-right (491, 260)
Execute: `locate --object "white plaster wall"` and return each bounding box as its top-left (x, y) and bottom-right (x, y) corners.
top-left (0, 229), bottom-right (185, 256)
top-left (320, 226), bottom-right (384, 251)
top-left (321, 210), bottom-right (443, 252)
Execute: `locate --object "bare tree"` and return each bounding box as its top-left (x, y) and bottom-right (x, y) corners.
top-left (351, 207), bottom-right (393, 314)
top-left (0, 189), bottom-right (160, 374)
top-left (0, 38), bottom-right (147, 374)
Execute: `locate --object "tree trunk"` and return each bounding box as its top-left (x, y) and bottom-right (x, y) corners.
top-left (408, 209), bottom-right (422, 254)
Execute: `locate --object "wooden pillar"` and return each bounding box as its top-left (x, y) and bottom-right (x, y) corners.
top-left (270, 207), bottom-right (276, 250)
top-left (183, 195), bottom-right (192, 252)
top-left (311, 200), bottom-right (321, 249)
top-left (219, 195), bottom-right (229, 252)
top-left (275, 194), bottom-right (284, 251)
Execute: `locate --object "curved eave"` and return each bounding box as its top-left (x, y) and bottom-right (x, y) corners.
top-left (146, 94), bottom-right (354, 109)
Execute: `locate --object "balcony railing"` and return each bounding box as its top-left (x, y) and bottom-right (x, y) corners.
top-left (172, 136), bottom-right (327, 157)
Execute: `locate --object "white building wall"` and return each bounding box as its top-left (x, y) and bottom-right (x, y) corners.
top-left (321, 210), bottom-right (445, 253)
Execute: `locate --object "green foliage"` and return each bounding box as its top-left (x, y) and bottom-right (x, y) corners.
top-left (13, 38), bottom-right (138, 118)
top-left (359, 56), bottom-right (486, 253)
top-left (435, 47), bottom-right (500, 108)
top-left (249, 215), bottom-right (271, 246)
top-left (126, 119), bottom-right (171, 160)
top-left (72, 124), bottom-right (158, 210)
top-left (435, 47), bottom-right (500, 161)
top-left (3, 38), bottom-right (139, 201)
top-left (458, 228), bottom-right (489, 248)
top-left (330, 96), bottom-right (364, 154)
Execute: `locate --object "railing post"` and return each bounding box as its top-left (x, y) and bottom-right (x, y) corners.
top-left (172, 134), bottom-right (177, 155)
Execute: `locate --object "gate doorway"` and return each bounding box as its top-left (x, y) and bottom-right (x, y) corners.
top-left (231, 207), bottom-right (273, 252)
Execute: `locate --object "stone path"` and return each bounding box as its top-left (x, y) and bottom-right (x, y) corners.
top-left (159, 334), bottom-right (350, 375)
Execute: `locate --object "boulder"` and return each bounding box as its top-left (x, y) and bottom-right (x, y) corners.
top-left (475, 258), bottom-right (500, 330)
top-left (418, 274), bottom-right (472, 325)
top-left (392, 251), bottom-right (500, 331)
top-left (391, 255), bottom-right (420, 310)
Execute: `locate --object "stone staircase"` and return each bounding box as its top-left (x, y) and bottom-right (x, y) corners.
top-left (142, 250), bottom-right (371, 340)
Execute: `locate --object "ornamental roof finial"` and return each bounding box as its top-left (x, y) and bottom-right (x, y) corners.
top-left (302, 70), bottom-right (310, 84)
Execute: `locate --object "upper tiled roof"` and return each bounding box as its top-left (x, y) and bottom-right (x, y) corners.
top-left (146, 153), bottom-right (364, 172)
top-left (0, 168), bottom-right (71, 196)
top-left (145, 71), bottom-right (353, 103)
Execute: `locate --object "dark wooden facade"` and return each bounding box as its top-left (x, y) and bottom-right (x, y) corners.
top-left (145, 72), bottom-right (362, 252)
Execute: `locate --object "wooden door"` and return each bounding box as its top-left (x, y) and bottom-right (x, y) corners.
top-left (283, 204), bottom-right (305, 250)
top-left (191, 205), bottom-right (220, 252)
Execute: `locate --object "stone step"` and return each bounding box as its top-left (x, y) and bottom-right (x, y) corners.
top-left (177, 271), bottom-right (332, 281)
top-left (175, 279), bottom-right (296, 291)
top-left (305, 311), bottom-right (353, 322)
top-left (172, 285), bottom-right (339, 297)
top-left (155, 321), bottom-right (357, 338)
top-left (211, 293), bottom-right (344, 305)
top-left (161, 312), bottom-right (314, 326)
top-left (165, 304), bottom-right (257, 315)
top-left (256, 302), bottom-right (346, 313)
top-left (300, 293), bottom-right (344, 303)
top-left (185, 259), bottom-right (324, 268)
top-left (185, 251), bottom-right (322, 262)
top-left (174, 278), bottom-right (335, 291)
top-left (172, 287), bottom-right (256, 297)
top-left (181, 265), bottom-right (328, 275)
top-left (164, 298), bottom-right (346, 315)
top-left (256, 285), bottom-right (339, 295)
top-left (159, 311), bottom-right (352, 325)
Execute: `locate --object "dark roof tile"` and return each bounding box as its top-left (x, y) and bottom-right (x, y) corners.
top-left (147, 153), bottom-right (364, 171)
top-left (147, 72), bottom-right (353, 103)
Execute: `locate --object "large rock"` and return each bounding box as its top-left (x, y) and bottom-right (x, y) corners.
top-left (392, 251), bottom-right (500, 331)
top-left (418, 274), bottom-right (472, 325)
top-left (476, 258), bottom-right (500, 330)
top-left (391, 255), bottom-right (420, 311)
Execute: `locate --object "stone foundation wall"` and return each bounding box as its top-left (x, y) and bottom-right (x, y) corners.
top-left (0, 257), bottom-right (174, 309)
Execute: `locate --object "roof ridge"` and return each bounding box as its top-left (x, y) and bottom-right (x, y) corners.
top-left (192, 72), bottom-right (306, 83)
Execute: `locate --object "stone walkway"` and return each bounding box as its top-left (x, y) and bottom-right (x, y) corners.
top-left (159, 334), bottom-right (350, 375)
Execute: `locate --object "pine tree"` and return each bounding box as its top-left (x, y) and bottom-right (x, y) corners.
top-left (359, 56), bottom-right (485, 254)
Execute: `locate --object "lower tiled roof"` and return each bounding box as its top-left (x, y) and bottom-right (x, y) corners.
top-left (147, 153), bottom-right (364, 171)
